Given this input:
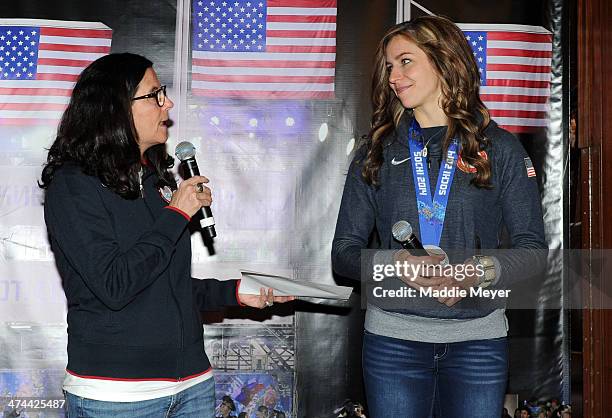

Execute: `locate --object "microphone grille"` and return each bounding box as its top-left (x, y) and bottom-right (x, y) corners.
top-left (175, 141), bottom-right (196, 161)
top-left (392, 220), bottom-right (413, 242)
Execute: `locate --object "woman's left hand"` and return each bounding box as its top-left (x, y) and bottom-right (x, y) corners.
top-left (238, 287), bottom-right (295, 309)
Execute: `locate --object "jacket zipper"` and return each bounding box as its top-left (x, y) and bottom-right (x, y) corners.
top-left (142, 170), bottom-right (184, 380)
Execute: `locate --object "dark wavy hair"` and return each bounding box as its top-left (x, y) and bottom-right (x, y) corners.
top-left (39, 53), bottom-right (175, 198)
top-left (363, 15), bottom-right (492, 188)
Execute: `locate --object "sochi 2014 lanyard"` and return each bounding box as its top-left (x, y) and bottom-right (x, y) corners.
top-left (407, 118), bottom-right (459, 247)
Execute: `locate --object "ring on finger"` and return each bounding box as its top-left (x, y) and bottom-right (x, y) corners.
top-left (195, 183), bottom-right (204, 193)
top-left (265, 300), bottom-right (273, 307)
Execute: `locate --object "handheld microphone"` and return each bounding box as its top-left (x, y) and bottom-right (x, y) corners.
top-left (175, 141), bottom-right (217, 238)
top-left (392, 220), bottom-right (428, 256)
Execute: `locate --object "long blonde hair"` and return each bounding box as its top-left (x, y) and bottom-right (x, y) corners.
top-left (363, 15), bottom-right (492, 188)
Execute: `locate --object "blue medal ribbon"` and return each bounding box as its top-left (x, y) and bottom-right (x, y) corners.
top-left (407, 119), bottom-right (459, 246)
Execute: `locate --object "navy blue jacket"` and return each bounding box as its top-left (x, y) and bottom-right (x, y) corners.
top-left (332, 114), bottom-right (547, 319)
top-left (44, 163), bottom-right (240, 379)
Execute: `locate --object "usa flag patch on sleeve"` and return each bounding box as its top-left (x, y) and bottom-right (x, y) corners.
top-left (524, 157), bottom-right (536, 178)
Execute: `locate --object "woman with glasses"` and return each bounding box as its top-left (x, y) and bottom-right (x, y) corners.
top-left (40, 53), bottom-right (292, 417)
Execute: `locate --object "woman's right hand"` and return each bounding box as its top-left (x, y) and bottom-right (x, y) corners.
top-left (168, 176), bottom-right (212, 218)
top-left (393, 249), bottom-right (447, 290)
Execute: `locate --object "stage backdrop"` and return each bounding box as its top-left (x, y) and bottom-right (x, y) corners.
top-left (0, 0), bottom-right (565, 417)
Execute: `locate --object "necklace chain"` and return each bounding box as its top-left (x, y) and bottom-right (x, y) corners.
top-left (421, 127), bottom-right (446, 158)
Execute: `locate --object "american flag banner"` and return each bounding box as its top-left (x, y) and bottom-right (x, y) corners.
top-left (0, 19), bottom-right (112, 125)
top-left (458, 24), bottom-right (552, 133)
top-left (191, 0), bottom-right (337, 99)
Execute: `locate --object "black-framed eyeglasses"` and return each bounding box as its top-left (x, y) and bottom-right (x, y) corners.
top-left (132, 85), bottom-right (167, 107)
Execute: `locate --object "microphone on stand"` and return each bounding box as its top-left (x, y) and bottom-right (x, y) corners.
top-left (392, 220), bottom-right (428, 256)
top-left (175, 141), bottom-right (217, 239)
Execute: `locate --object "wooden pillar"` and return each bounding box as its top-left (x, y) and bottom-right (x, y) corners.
top-left (578, 0), bottom-right (612, 415)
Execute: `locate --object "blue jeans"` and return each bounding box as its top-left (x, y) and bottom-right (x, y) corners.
top-left (363, 331), bottom-right (508, 418)
top-left (64, 378), bottom-right (215, 418)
